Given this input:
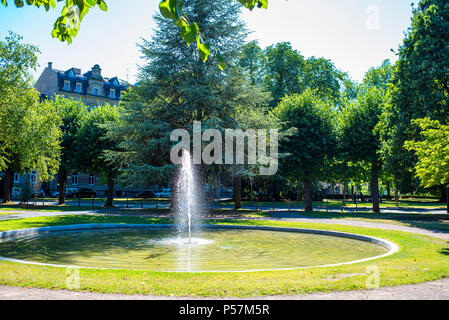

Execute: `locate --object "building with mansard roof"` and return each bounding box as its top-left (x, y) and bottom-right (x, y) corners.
top-left (1, 64), bottom-right (135, 201)
top-left (35, 62), bottom-right (129, 106)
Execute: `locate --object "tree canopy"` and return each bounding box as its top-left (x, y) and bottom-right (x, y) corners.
top-left (273, 89), bottom-right (336, 211)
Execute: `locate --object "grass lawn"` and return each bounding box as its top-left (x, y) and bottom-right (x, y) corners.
top-left (0, 214), bottom-right (448, 297)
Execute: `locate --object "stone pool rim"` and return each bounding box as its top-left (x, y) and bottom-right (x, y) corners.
top-left (0, 223), bottom-right (399, 273)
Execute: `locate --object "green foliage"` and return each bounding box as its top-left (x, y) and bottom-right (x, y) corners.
top-left (0, 31), bottom-right (39, 90)
top-left (0, 32), bottom-right (61, 181)
top-left (339, 87), bottom-right (385, 165)
top-left (362, 59), bottom-right (393, 92)
top-left (405, 118), bottom-right (449, 187)
top-left (46, 96), bottom-right (87, 176)
top-left (76, 104), bottom-right (119, 176)
top-left (273, 89), bottom-right (336, 181)
top-left (0, 87), bottom-right (62, 181)
top-left (0, 0), bottom-right (107, 44)
top-left (263, 42), bottom-right (306, 107)
top-left (378, 0), bottom-right (449, 193)
top-left (238, 41), bottom-right (264, 86)
top-left (262, 42), bottom-right (346, 108)
top-left (106, 0), bottom-right (270, 188)
top-left (303, 57), bottom-right (344, 103)
top-left (159, 0), bottom-right (268, 68)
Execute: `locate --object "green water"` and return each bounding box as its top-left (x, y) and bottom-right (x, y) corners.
top-left (0, 228), bottom-right (387, 271)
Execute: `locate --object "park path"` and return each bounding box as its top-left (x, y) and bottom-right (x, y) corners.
top-left (2, 278), bottom-right (449, 300)
top-left (0, 208), bottom-right (449, 299)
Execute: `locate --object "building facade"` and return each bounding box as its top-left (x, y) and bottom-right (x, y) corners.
top-left (35, 62), bottom-right (128, 106)
top-left (8, 63), bottom-right (131, 199)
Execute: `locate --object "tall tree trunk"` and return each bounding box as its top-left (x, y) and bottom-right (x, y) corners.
top-left (371, 162), bottom-right (380, 213)
top-left (234, 176), bottom-right (241, 210)
top-left (343, 181), bottom-right (347, 206)
top-left (105, 173), bottom-right (114, 207)
top-left (386, 182), bottom-right (391, 198)
top-left (394, 185), bottom-right (399, 207)
top-left (2, 169), bottom-right (12, 203)
top-left (446, 185), bottom-right (449, 214)
top-left (303, 177), bottom-right (313, 212)
top-left (58, 169), bottom-right (67, 205)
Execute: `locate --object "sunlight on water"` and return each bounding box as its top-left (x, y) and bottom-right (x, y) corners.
top-left (0, 228), bottom-right (387, 272)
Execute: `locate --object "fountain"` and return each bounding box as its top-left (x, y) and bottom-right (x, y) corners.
top-left (175, 149), bottom-right (197, 244)
top-left (0, 149), bottom-right (395, 272)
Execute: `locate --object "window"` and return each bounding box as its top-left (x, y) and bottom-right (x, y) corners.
top-left (71, 174), bottom-right (79, 186)
top-left (76, 82), bottom-right (82, 93)
top-left (110, 88), bottom-right (115, 99)
top-left (64, 80), bottom-right (70, 91)
top-left (93, 87), bottom-right (98, 95)
top-left (13, 173), bottom-right (20, 184)
top-left (88, 175), bottom-right (96, 186)
top-left (30, 171), bottom-right (37, 184)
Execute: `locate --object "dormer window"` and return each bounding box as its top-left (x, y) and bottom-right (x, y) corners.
top-left (76, 82), bottom-right (82, 93)
top-left (64, 80), bottom-right (70, 91)
top-left (110, 88), bottom-right (115, 99)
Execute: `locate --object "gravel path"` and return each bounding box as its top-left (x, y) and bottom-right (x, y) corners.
top-left (1, 209), bottom-right (449, 300)
top-left (1, 278), bottom-right (449, 300)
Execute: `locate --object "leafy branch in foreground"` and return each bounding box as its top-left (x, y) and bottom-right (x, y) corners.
top-left (0, 0), bottom-right (107, 44)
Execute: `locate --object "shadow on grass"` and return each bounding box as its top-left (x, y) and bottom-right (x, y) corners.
top-left (0, 204), bottom-right (91, 212)
top-left (268, 210), bottom-right (449, 233)
top-left (0, 215), bottom-right (174, 231)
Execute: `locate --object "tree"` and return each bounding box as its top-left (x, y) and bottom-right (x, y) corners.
top-left (0, 31), bottom-right (39, 90)
top-left (1, 31), bottom-right (39, 173)
top-left (339, 87), bottom-right (385, 213)
top-left (405, 118), bottom-right (449, 213)
top-left (303, 57), bottom-right (343, 103)
top-left (106, 0), bottom-right (267, 209)
top-left (45, 96), bottom-right (87, 205)
top-left (273, 89), bottom-right (336, 211)
top-left (263, 42), bottom-right (306, 108)
top-left (239, 40), bottom-right (264, 86)
top-left (76, 104), bottom-right (119, 207)
top-left (0, 32), bottom-right (61, 202)
top-left (378, 0), bottom-right (449, 198)
top-left (0, 88), bottom-right (62, 202)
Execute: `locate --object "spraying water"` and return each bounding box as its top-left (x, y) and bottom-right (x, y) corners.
top-left (176, 149), bottom-right (197, 244)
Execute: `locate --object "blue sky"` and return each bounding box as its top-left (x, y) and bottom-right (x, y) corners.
top-left (0, 0), bottom-right (414, 83)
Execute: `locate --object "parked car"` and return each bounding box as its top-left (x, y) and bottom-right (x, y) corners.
top-left (137, 190), bottom-right (156, 198)
top-left (66, 188), bottom-right (96, 198)
top-left (51, 188), bottom-right (77, 198)
top-left (155, 188), bottom-right (171, 198)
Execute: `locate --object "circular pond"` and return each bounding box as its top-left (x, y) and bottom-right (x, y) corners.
top-left (0, 225), bottom-right (393, 272)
